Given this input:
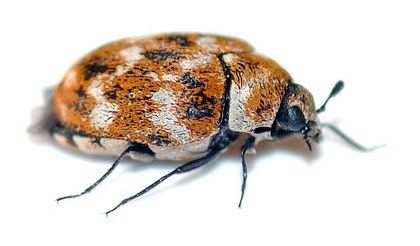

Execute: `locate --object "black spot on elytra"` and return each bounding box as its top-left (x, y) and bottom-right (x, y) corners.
top-left (180, 73), bottom-right (204, 87)
top-left (149, 135), bottom-right (170, 145)
top-left (72, 88), bottom-right (88, 112)
top-left (186, 90), bottom-right (216, 119)
top-left (168, 35), bottom-right (191, 46)
top-left (144, 50), bottom-right (181, 61)
top-left (103, 84), bottom-right (123, 100)
top-left (253, 127), bottom-right (271, 134)
top-left (113, 83), bottom-right (123, 90)
top-left (75, 86), bottom-right (85, 97)
top-left (104, 90), bottom-right (117, 100)
top-left (84, 63), bottom-right (107, 80)
top-left (186, 105), bottom-right (213, 119)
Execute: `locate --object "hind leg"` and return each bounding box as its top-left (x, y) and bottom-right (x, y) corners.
top-left (56, 142), bottom-right (156, 202)
top-left (50, 120), bottom-right (156, 201)
top-left (105, 149), bottom-right (220, 215)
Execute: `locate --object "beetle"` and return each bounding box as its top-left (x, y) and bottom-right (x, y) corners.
top-left (38, 33), bottom-right (374, 214)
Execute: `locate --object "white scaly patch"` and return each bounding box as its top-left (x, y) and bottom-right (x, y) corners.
top-left (146, 72), bottom-right (159, 81)
top-left (88, 46), bottom-right (144, 130)
top-left (120, 46), bottom-right (143, 64)
top-left (87, 78), bottom-right (119, 130)
top-left (149, 134), bottom-right (215, 161)
top-left (228, 73), bottom-right (278, 132)
top-left (222, 53), bottom-right (237, 63)
top-left (228, 81), bottom-right (254, 132)
top-left (162, 74), bottom-right (179, 82)
top-left (180, 53), bottom-right (211, 70)
top-left (116, 46), bottom-right (143, 76)
top-left (244, 131), bottom-right (274, 155)
top-left (53, 133), bottom-right (73, 149)
top-left (147, 89), bottom-right (190, 144)
top-left (196, 36), bottom-right (218, 51)
top-left (223, 53), bottom-right (255, 132)
top-left (224, 54), bottom-right (275, 133)
top-left (73, 135), bottom-right (107, 155)
top-left (115, 65), bottom-right (126, 76)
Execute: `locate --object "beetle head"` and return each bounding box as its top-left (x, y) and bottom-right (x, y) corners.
top-left (272, 81), bottom-right (344, 150)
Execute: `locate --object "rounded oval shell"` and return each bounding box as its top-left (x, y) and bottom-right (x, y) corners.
top-left (52, 33), bottom-right (254, 146)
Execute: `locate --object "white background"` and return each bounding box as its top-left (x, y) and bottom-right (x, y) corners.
top-left (1, 0), bottom-right (419, 245)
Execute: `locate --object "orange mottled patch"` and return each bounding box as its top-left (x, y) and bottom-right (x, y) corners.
top-left (53, 33), bottom-right (250, 146)
top-left (129, 33), bottom-right (254, 54)
top-left (224, 53), bottom-right (292, 130)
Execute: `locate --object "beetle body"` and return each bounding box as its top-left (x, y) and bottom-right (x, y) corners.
top-left (42, 33), bottom-right (356, 214)
top-left (51, 33), bottom-right (318, 162)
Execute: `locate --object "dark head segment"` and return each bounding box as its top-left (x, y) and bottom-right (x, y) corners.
top-left (271, 81), bottom-right (344, 151)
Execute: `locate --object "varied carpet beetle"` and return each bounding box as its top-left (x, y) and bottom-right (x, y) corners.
top-left (37, 33), bottom-right (375, 214)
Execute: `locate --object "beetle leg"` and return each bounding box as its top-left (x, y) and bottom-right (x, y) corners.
top-left (238, 136), bottom-right (256, 208)
top-left (105, 149), bottom-right (220, 215)
top-left (56, 144), bottom-right (142, 202)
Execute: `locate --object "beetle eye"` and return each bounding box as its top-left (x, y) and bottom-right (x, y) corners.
top-left (277, 105), bottom-right (306, 132)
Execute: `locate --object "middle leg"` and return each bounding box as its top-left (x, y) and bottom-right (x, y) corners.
top-left (105, 149), bottom-right (220, 215)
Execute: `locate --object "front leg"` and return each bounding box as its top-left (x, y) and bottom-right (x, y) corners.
top-left (239, 136), bottom-right (256, 208)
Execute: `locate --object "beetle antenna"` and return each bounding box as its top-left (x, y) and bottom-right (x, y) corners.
top-left (322, 123), bottom-right (383, 152)
top-left (316, 81), bottom-right (345, 113)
